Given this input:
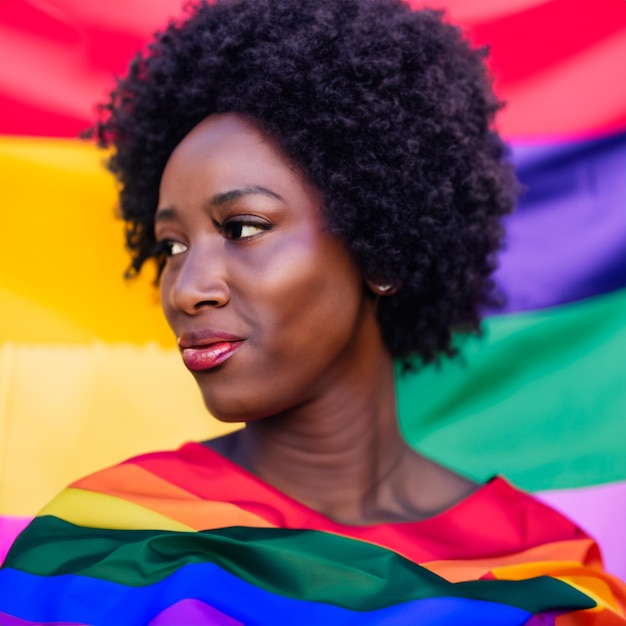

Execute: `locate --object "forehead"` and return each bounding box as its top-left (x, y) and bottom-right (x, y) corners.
top-left (170, 114), bottom-right (270, 161)
top-left (159, 113), bottom-right (326, 225)
top-left (159, 113), bottom-right (319, 204)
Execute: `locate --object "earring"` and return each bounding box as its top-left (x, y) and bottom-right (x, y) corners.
top-left (366, 277), bottom-right (399, 296)
top-left (376, 284), bottom-right (394, 293)
top-left (370, 283), bottom-right (398, 296)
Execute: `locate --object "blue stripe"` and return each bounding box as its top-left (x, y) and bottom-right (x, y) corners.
top-left (0, 566), bottom-right (532, 626)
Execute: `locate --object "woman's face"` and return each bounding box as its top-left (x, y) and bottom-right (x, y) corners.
top-left (157, 114), bottom-right (379, 421)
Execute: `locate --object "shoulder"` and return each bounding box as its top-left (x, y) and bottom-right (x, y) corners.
top-left (477, 476), bottom-right (591, 545)
top-left (44, 441), bottom-right (221, 504)
top-left (9, 443), bottom-right (235, 540)
top-left (68, 441), bottom-right (225, 492)
top-left (412, 476), bottom-right (600, 564)
top-left (44, 441), bottom-right (233, 522)
top-left (2, 442), bottom-right (260, 565)
top-left (368, 475), bottom-right (600, 567)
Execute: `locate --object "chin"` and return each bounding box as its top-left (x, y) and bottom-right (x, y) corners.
top-left (200, 392), bottom-right (270, 424)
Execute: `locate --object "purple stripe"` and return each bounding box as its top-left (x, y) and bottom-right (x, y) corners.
top-left (148, 599), bottom-right (243, 626)
top-left (493, 132), bottom-right (626, 313)
top-left (524, 613), bottom-right (557, 626)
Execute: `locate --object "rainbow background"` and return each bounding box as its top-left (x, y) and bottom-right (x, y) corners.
top-left (1, 0), bottom-right (625, 579)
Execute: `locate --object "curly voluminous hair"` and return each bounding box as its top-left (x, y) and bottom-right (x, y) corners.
top-left (95, 0), bottom-right (517, 369)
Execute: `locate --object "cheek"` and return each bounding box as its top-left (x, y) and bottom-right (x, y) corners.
top-left (247, 238), bottom-right (365, 366)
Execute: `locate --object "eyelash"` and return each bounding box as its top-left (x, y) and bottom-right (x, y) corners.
top-left (221, 218), bottom-right (272, 241)
top-left (156, 217), bottom-right (272, 257)
top-left (158, 241), bottom-right (188, 257)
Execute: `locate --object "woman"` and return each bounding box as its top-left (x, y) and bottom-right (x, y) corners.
top-left (1, 0), bottom-right (624, 623)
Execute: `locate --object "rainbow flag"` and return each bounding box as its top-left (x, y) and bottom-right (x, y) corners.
top-left (0, 0), bottom-right (625, 602)
top-left (1, 443), bottom-right (625, 624)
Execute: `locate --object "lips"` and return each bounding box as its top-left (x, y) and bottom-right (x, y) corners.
top-left (178, 330), bottom-right (245, 372)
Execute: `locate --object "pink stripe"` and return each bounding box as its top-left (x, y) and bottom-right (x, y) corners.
top-left (537, 481), bottom-right (626, 580)
top-left (148, 599), bottom-right (243, 626)
top-left (0, 515), bottom-right (32, 565)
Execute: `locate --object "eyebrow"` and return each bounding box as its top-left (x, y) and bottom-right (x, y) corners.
top-left (209, 185), bottom-right (284, 206)
top-left (155, 185), bottom-right (284, 222)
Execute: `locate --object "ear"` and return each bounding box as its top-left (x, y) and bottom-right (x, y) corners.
top-left (365, 279), bottom-right (399, 296)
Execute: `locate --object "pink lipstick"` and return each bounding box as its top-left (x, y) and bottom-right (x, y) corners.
top-left (181, 341), bottom-right (243, 371)
top-left (178, 330), bottom-right (244, 372)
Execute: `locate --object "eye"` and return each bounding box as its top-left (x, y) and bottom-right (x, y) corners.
top-left (158, 240), bottom-right (188, 257)
top-left (221, 217), bottom-right (272, 241)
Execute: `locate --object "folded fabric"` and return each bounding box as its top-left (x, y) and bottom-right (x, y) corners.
top-left (1, 443), bottom-right (624, 625)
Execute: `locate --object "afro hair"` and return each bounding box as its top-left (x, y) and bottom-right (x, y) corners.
top-left (95, 0), bottom-right (518, 368)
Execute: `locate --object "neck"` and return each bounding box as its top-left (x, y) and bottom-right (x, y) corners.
top-left (237, 348), bottom-right (409, 521)
top-left (207, 305), bottom-right (477, 525)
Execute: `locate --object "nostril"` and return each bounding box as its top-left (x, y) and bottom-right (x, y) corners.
top-left (193, 298), bottom-right (223, 309)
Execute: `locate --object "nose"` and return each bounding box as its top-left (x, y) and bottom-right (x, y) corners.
top-left (165, 241), bottom-right (230, 314)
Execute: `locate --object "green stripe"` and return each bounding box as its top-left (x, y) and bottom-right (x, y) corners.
top-left (397, 288), bottom-right (626, 491)
top-left (5, 516), bottom-right (594, 613)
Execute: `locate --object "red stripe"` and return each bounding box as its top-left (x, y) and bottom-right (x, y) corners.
top-left (126, 443), bottom-right (590, 564)
top-left (2, 0), bottom-right (624, 138)
top-left (467, 0), bottom-right (626, 87)
top-left (0, 0), bottom-right (180, 136)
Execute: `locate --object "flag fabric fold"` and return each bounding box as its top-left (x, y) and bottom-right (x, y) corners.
top-left (1, 444), bottom-right (624, 625)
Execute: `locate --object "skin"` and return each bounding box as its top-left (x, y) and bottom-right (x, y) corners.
top-left (156, 113), bottom-right (476, 525)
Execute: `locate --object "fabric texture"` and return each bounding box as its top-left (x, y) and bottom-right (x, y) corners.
top-left (1, 443), bottom-right (624, 625)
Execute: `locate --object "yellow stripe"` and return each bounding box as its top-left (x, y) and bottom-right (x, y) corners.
top-left (557, 575), bottom-right (622, 615)
top-left (0, 136), bottom-right (170, 344)
top-left (492, 561), bottom-right (623, 613)
top-left (0, 342), bottom-right (237, 517)
top-left (40, 487), bottom-right (195, 532)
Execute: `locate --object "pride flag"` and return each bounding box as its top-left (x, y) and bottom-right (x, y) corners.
top-left (1, 444), bottom-right (624, 624)
top-left (0, 0), bottom-right (625, 588)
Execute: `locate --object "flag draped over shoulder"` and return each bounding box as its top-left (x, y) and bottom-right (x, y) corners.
top-left (1, 444), bottom-right (625, 625)
top-left (0, 0), bottom-right (624, 583)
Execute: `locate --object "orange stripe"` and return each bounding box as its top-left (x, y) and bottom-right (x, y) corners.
top-left (71, 463), bottom-right (274, 531)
